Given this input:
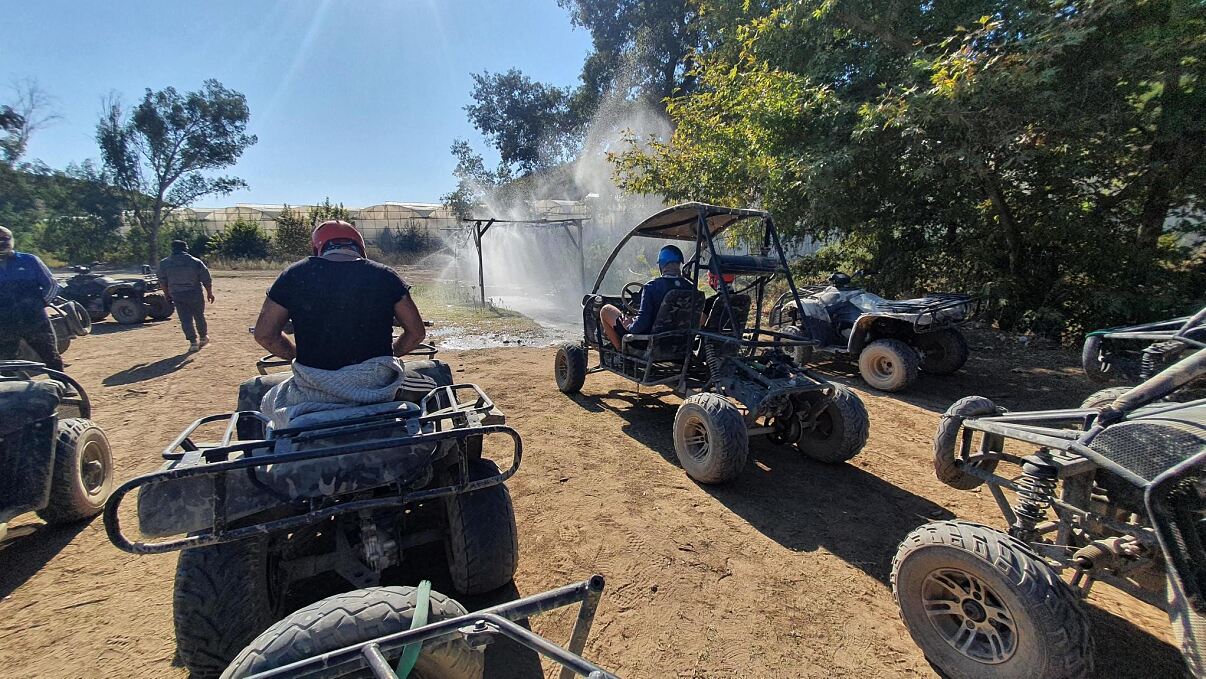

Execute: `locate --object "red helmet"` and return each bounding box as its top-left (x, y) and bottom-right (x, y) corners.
top-left (312, 220), bottom-right (365, 256)
top-left (707, 271), bottom-right (736, 289)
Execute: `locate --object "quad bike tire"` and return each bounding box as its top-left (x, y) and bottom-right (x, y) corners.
top-left (1080, 386), bottom-right (1131, 410)
top-left (554, 342), bottom-right (588, 394)
top-left (782, 325), bottom-right (814, 366)
top-left (916, 328), bottom-right (970, 375)
top-left (858, 338), bottom-right (920, 392)
top-left (892, 520), bottom-right (1092, 679)
top-left (35, 418), bottom-right (114, 525)
top-left (796, 384), bottom-right (869, 463)
top-left (933, 396), bottom-right (1003, 490)
top-left (444, 458), bottom-right (519, 595)
top-left (673, 393), bottom-right (748, 484)
top-left (222, 586), bottom-right (483, 679)
top-left (145, 293), bottom-right (174, 321)
top-left (174, 537), bottom-right (288, 678)
top-left (62, 300), bottom-right (92, 336)
top-left (110, 297), bottom-right (147, 325)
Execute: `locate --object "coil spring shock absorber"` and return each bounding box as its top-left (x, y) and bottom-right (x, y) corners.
top-left (1009, 454), bottom-right (1058, 541)
top-left (703, 340), bottom-right (723, 384)
top-left (1139, 340), bottom-right (1180, 380)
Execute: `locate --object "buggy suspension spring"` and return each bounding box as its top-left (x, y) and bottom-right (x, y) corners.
top-left (1139, 340), bottom-right (1181, 380)
top-left (703, 341), bottom-right (723, 384)
top-left (1009, 455), bottom-right (1058, 541)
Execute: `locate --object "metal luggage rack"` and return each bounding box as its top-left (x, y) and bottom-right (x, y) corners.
top-left (245, 576), bottom-right (617, 679)
top-left (104, 383), bottom-right (520, 554)
top-left (872, 293), bottom-right (977, 329)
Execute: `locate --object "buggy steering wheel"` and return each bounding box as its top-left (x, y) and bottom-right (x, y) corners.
top-left (621, 282), bottom-right (644, 314)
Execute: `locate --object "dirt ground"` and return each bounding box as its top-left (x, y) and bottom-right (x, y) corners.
top-left (0, 272), bottom-right (1187, 678)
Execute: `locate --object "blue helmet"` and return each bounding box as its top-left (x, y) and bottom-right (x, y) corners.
top-left (657, 245), bottom-right (684, 267)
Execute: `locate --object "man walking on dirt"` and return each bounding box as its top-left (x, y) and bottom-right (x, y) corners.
top-left (0, 225), bottom-right (64, 370)
top-left (599, 244), bottom-right (693, 350)
top-left (158, 239), bottom-right (214, 352)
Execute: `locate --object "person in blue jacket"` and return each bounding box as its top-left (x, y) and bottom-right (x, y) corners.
top-left (600, 244), bottom-right (694, 350)
top-left (0, 225), bottom-right (64, 370)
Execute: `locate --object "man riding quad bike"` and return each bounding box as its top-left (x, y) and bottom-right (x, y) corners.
top-left (768, 270), bottom-right (975, 392)
top-left (103, 222), bottom-right (522, 678)
top-left (0, 361), bottom-right (115, 544)
top-left (57, 263), bottom-right (173, 324)
top-left (554, 202), bottom-right (869, 485)
top-left (892, 346), bottom-right (1206, 678)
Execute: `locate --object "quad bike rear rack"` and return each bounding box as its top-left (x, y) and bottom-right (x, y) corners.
top-left (104, 383), bottom-right (520, 555)
top-left (244, 576), bottom-right (617, 679)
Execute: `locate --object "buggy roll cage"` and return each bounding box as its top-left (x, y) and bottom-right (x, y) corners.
top-left (0, 360), bottom-right (91, 418)
top-left (1086, 306), bottom-right (1206, 349)
top-left (242, 576), bottom-right (617, 679)
top-left (104, 383), bottom-right (521, 555)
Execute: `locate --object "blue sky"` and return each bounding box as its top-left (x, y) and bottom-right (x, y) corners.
top-left (1, 0), bottom-right (592, 206)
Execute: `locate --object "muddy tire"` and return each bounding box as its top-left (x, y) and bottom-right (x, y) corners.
top-left (62, 300), bottom-right (92, 336)
top-left (174, 538), bottom-right (288, 678)
top-left (917, 329), bottom-right (970, 375)
top-left (858, 338), bottom-right (919, 391)
top-left (444, 459), bottom-right (519, 595)
top-left (222, 586), bottom-right (483, 679)
top-left (934, 396), bottom-right (1003, 490)
top-left (673, 393), bottom-right (748, 484)
top-left (554, 342), bottom-right (588, 394)
top-left (110, 297), bottom-right (147, 324)
top-left (781, 325), bottom-right (814, 366)
top-left (796, 385), bottom-right (869, 463)
top-left (145, 293), bottom-right (174, 321)
top-left (35, 419), bottom-right (114, 524)
top-left (892, 520), bottom-right (1092, 679)
top-left (1080, 386), bottom-right (1131, 410)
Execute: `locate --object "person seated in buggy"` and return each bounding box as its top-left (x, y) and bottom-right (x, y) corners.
top-left (598, 244), bottom-right (695, 350)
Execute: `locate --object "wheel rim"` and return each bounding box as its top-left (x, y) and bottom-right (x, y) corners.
top-left (799, 406), bottom-right (833, 441)
top-left (682, 416), bottom-right (711, 462)
top-left (555, 351), bottom-right (568, 384)
top-left (921, 568), bottom-right (1017, 664)
top-left (869, 353), bottom-right (896, 382)
top-left (78, 439), bottom-right (107, 495)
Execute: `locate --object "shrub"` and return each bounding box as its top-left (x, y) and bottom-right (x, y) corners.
top-left (208, 218), bottom-right (271, 259)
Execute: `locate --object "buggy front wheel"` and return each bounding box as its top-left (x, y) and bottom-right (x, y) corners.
top-left (554, 342), bottom-right (588, 393)
top-left (892, 520), bottom-right (1092, 679)
top-left (673, 394), bottom-right (748, 484)
top-left (795, 385), bottom-right (869, 464)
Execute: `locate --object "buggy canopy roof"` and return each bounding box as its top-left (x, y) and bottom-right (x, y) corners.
top-left (631, 203), bottom-right (769, 241)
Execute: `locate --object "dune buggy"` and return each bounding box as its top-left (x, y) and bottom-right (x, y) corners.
top-left (553, 202), bottom-right (869, 485)
top-left (0, 361), bottom-right (115, 544)
top-left (57, 263), bottom-right (173, 324)
top-left (103, 359), bottom-right (521, 678)
top-left (892, 346), bottom-right (1206, 678)
top-left (221, 575), bottom-right (616, 678)
top-left (768, 270), bottom-right (975, 392)
top-left (1080, 306), bottom-right (1206, 409)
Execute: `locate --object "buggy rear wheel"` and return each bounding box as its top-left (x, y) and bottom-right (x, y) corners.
top-left (858, 339), bottom-right (919, 391)
top-left (444, 459), bottom-right (519, 595)
top-left (174, 537), bottom-right (289, 678)
top-left (673, 393), bottom-right (748, 484)
top-left (892, 520), bottom-right (1092, 679)
top-left (222, 585), bottom-right (483, 679)
top-left (145, 293), bottom-right (174, 320)
top-left (795, 385), bottom-right (869, 464)
top-left (554, 342), bottom-right (588, 394)
top-left (35, 418), bottom-right (114, 524)
top-left (110, 297), bottom-right (147, 324)
top-left (934, 396), bottom-right (1002, 490)
top-left (916, 329), bottom-right (970, 375)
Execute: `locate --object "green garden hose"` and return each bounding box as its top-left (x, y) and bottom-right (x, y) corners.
top-left (395, 580), bottom-right (432, 678)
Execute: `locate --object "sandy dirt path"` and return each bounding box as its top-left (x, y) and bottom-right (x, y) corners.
top-left (0, 272), bottom-right (1185, 678)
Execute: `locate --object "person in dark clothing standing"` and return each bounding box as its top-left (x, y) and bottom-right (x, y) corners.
top-left (158, 239), bottom-right (214, 352)
top-left (253, 221), bottom-right (426, 370)
top-left (0, 225), bottom-right (64, 370)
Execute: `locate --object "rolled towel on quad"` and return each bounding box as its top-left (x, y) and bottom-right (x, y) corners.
top-left (261, 355), bottom-right (437, 430)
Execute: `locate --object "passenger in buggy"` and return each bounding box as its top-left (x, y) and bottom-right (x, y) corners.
top-left (598, 244), bottom-right (694, 350)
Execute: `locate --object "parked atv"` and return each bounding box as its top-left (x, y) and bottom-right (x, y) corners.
top-left (103, 360), bottom-right (521, 678)
top-left (57, 264), bottom-right (173, 324)
top-left (768, 271), bottom-right (975, 392)
top-left (893, 347), bottom-right (1206, 678)
top-left (556, 202), bottom-right (869, 485)
top-left (0, 361), bottom-right (115, 544)
top-left (15, 297), bottom-right (92, 363)
top-left (223, 576), bottom-right (616, 678)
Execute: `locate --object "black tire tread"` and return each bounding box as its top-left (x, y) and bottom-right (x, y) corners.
top-left (1081, 335), bottom-right (1110, 383)
top-left (917, 328), bottom-right (970, 375)
top-left (35, 418), bottom-right (113, 524)
top-left (444, 459), bottom-right (519, 595)
top-left (1080, 386), bottom-right (1131, 410)
top-left (110, 297), bottom-right (147, 324)
top-left (673, 393), bottom-right (749, 484)
top-left (554, 343), bottom-right (588, 393)
top-left (797, 384), bottom-right (869, 463)
top-left (933, 396), bottom-right (1001, 490)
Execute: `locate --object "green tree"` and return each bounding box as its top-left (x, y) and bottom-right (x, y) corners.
top-left (97, 79), bottom-right (257, 263)
top-left (208, 218), bottom-right (271, 259)
top-left (305, 197), bottom-right (351, 228)
top-left (273, 204), bottom-right (310, 259)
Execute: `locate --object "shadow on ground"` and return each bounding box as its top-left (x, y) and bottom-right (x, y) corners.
top-left (89, 319), bottom-right (168, 336)
top-left (1086, 604), bottom-right (1186, 677)
top-left (0, 519), bottom-right (92, 599)
top-left (103, 352), bottom-right (193, 386)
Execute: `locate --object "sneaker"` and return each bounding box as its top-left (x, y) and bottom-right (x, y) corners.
top-left (199, 336), bottom-right (210, 348)
top-left (188, 341), bottom-right (200, 352)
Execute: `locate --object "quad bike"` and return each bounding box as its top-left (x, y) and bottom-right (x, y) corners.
top-left (555, 202), bottom-right (869, 485)
top-left (57, 263), bottom-right (173, 324)
top-left (103, 360), bottom-right (522, 678)
top-left (14, 297), bottom-right (92, 363)
top-left (0, 361), bottom-right (115, 544)
top-left (1080, 306), bottom-right (1206, 408)
top-left (768, 270), bottom-right (975, 392)
top-left (222, 576), bottom-right (617, 678)
top-left (892, 346), bottom-right (1206, 678)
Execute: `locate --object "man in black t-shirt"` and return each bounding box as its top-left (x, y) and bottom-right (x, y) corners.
top-left (253, 220), bottom-right (426, 370)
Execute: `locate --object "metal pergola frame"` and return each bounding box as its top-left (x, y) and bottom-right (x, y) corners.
top-left (446, 218), bottom-right (586, 306)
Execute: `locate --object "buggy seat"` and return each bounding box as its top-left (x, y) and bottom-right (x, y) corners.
top-left (622, 288), bottom-right (704, 362)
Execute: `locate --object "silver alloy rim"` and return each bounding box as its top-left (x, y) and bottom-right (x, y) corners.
top-left (79, 439), bottom-right (107, 495)
top-left (922, 568), bottom-right (1018, 664)
top-left (682, 417), bottom-right (710, 462)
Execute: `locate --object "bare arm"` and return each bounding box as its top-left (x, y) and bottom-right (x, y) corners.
top-left (253, 297), bottom-right (296, 361)
top-left (391, 296), bottom-right (426, 358)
